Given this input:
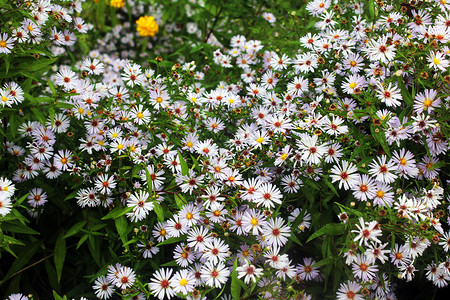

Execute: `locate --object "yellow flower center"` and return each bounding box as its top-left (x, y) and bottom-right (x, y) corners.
top-left (137, 112), bottom-right (144, 119)
top-left (27, 25), bottom-right (33, 32)
top-left (349, 82), bottom-right (357, 89)
top-left (60, 158), bottom-right (68, 164)
top-left (280, 153), bottom-right (288, 160)
top-left (0, 41), bottom-right (6, 48)
top-left (423, 99), bottom-right (433, 107)
top-left (376, 190), bottom-right (384, 198)
top-left (117, 144), bottom-right (124, 150)
top-left (186, 212), bottom-right (193, 220)
top-left (433, 58), bottom-right (440, 65)
top-left (191, 97), bottom-right (197, 102)
top-left (251, 217), bottom-right (259, 226)
top-left (186, 141), bottom-right (193, 148)
top-left (399, 158), bottom-right (407, 165)
top-left (112, 132), bottom-right (118, 138)
top-left (179, 278), bottom-right (188, 286)
top-left (256, 137), bottom-right (264, 143)
top-left (156, 97), bottom-right (163, 103)
top-left (1, 96), bottom-right (8, 102)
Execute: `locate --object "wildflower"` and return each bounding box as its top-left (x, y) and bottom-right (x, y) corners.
top-left (173, 244), bottom-right (195, 267)
top-left (127, 190), bottom-right (154, 222)
top-left (336, 281), bottom-right (363, 300)
top-left (330, 161), bottom-right (359, 190)
top-left (399, 263), bottom-right (416, 282)
top-left (0, 33), bottom-right (14, 54)
top-left (368, 155), bottom-right (398, 184)
top-left (376, 82), bottom-right (402, 107)
top-left (0, 197), bottom-right (12, 217)
top-left (253, 183), bottom-right (282, 208)
top-left (262, 217), bottom-right (290, 248)
top-left (114, 266), bottom-right (136, 289)
top-left (136, 16), bottom-right (159, 37)
top-left (262, 12), bottom-right (276, 24)
top-left (352, 217), bottom-right (382, 246)
top-left (428, 51), bottom-right (449, 71)
top-left (149, 268), bottom-right (175, 300)
top-left (236, 262), bottom-right (263, 284)
top-left (109, 0), bottom-right (124, 8)
top-left (202, 238), bottom-right (230, 265)
top-left (242, 208), bottom-right (267, 235)
top-left (363, 36), bottom-right (396, 63)
top-left (27, 188), bottom-right (48, 208)
top-left (351, 174), bottom-right (376, 202)
top-left (170, 269), bottom-right (195, 295)
top-left (413, 89), bottom-right (440, 114)
top-left (297, 134), bottom-right (327, 165)
top-left (296, 257), bottom-right (320, 281)
top-left (92, 276), bottom-right (114, 300)
top-left (138, 240), bottom-right (159, 258)
top-left (201, 261), bottom-right (230, 288)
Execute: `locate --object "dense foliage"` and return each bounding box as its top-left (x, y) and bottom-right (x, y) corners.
top-left (0, 0), bottom-right (449, 299)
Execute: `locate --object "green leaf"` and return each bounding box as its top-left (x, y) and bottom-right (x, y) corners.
top-left (115, 216), bottom-right (129, 249)
top-left (0, 240), bottom-right (41, 285)
top-left (76, 234), bottom-right (89, 249)
top-left (289, 233), bottom-right (303, 246)
top-left (30, 107), bottom-right (46, 124)
top-left (63, 190), bottom-right (79, 201)
top-left (178, 151), bottom-right (189, 176)
top-left (63, 220), bottom-right (86, 239)
top-left (2, 221), bottom-right (39, 235)
top-left (306, 223), bottom-right (345, 243)
top-left (231, 258), bottom-right (242, 300)
top-left (174, 193), bottom-right (185, 209)
top-left (48, 79), bottom-right (57, 94)
top-left (15, 193), bottom-right (29, 206)
top-left (335, 202), bottom-right (364, 218)
top-left (156, 236), bottom-right (185, 247)
top-left (397, 76), bottom-right (413, 106)
top-left (54, 233), bottom-right (66, 283)
top-left (52, 290), bottom-right (67, 300)
top-left (101, 206), bottom-right (133, 220)
top-left (153, 202), bottom-right (164, 223)
top-left (324, 178), bottom-right (339, 197)
top-left (371, 125), bottom-right (391, 157)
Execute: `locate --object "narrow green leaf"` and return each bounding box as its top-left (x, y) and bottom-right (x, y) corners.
top-left (153, 202), bottom-right (164, 223)
top-left (52, 290), bottom-right (67, 300)
top-left (178, 151), bottom-right (189, 176)
top-left (0, 240), bottom-right (41, 285)
top-left (54, 233), bottom-right (66, 283)
top-left (231, 258), bottom-right (241, 300)
top-left (101, 206), bottom-right (133, 220)
top-left (30, 107), bottom-right (46, 124)
top-left (156, 236), bottom-right (186, 247)
top-left (63, 220), bottom-right (86, 239)
top-left (2, 221), bottom-right (40, 235)
top-left (15, 193), bottom-right (30, 206)
top-left (324, 178), bottom-right (339, 197)
top-left (115, 216), bottom-right (129, 249)
top-left (76, 234), bottom-right (89, 249)
top-left (306, 223), bottom-right (345, 243)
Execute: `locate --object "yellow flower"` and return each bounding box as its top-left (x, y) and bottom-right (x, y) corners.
top-left (136, 16), bottom-right (159, 37)
top-left (109, 0), bottom-right (125, 8)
